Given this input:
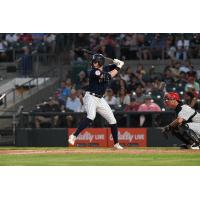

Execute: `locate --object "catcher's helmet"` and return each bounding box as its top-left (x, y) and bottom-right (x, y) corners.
top-left (164, 92), bottom-right (180, 101)
top-left (92, 54), bottom-right (105, 66)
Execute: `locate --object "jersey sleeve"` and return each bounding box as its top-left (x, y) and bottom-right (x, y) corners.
top-left (104, 64), bottom-right (117, 72)
top-left (178, 105), bottom-right (196, 121)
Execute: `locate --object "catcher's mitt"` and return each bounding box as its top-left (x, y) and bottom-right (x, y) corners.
top-left (161, 125), bottom-right (171, 139)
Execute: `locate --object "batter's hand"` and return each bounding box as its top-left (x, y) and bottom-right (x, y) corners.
top-left (113, 59), bottom-right (124, 69)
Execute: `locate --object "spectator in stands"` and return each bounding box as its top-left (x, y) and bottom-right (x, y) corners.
top-left (135, 64), bottom-right (146, 76)
top-left (176, 71), bottom-right (187, 89)
top-left (144, 79), bottom-right (153, 94)
top-left (185, 71), bottom-right (200, 94)
top-left (179, 61), bottom-right (191, 73)
top-left (190, 34), bottom-right (200, 58)
top-left (124, 97), bottom-right (140, 111)
top-left (100, 34), bottom-right (116, 58)
top-left (184, 91), bottom-right (199, 110)
top-left (5, 33), bottom-right (19, 44)
top-left (0, 39), bottom-right (8, 61)
top-left (137, 33), bottom-right (152, 60)
top-left (19, 33), bottom-right (33, 43)
top-left (31, 33), bottom-right (46, 52)
top-left (57, 80), bottom-right (71, 106)
top-left (59, 104), bottom-right (75, 128)
top-left (34, 98), bottom-right (60, 128)
top-left (152, 77), bottom-right (166, 93)
top-left (104, 88), bottom-right (118, 106)
top-left (75, 70), bottom-right (89, 90)
top-left (127, 75), bottom-right (141, 93)
top-left (44, 34), bottom-right (56, 53)
top-left (163, 67), bottom-right (176, 89)
top-left (116, 87), bottom-right (131, 107)
top-left (89, 34), bottom-right (99, 51)
top-left (166, 34), bottom-right (176, 60)
top-left (150, 33), bottom-right (165, 59)
top-left (138, 95), bottom-right (161, 127)
top-left (131, 85), bottom-right (145, 106)
top-left (133, 64), bottom-right (146, 88)
top-left (109, 76), bottom-right (127, 95)
top-left (176, 36), bottom-right (190, 60)
top-left (66, 89), bottom-right (84, 112)
top-left (31, 33), bottom-right (45, 43)
top-left (74, 33), bottom-right (89, 48)
top-left (120, 66), bottom-right (133, 83)
top-left (19, 46), bottom-right (32, 77)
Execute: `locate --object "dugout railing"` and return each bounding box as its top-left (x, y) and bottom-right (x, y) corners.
top-left (18, 111), bottom-right (176, 128)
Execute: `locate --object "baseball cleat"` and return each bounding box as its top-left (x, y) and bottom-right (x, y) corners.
top-left (68, 134), bottom-right (76, 145)
top-left (114, 143), bottom-right (124, 150)
top-left (189, 143), bottom-right (200, 150)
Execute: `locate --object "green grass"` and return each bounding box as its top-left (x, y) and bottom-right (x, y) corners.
top-left (0, 147), bottom-right (200, 166)
top-left (1, 154), bottom-right (200, 166)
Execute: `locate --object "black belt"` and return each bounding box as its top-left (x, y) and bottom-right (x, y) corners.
top-left (88, 92), bottom-right (103, 98)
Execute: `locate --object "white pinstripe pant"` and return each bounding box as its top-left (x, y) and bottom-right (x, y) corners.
top-left (83, 92), bottom-right (117, 124)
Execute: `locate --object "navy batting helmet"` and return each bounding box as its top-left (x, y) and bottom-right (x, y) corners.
top-left (92, 54), bottom-right (105, 66)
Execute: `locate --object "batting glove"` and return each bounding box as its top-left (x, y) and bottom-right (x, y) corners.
top-left (113, 59), bottom-right (124, 69)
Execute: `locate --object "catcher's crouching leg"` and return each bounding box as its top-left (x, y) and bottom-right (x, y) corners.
top-left (172, 125), bottom-right (200, 148)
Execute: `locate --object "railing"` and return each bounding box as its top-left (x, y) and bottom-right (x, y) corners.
top-left (0, 65), bottom-right (59, 109)
top-left (19, 111), bottom-right (176, 128)
top-left (0, 52), bottom-right (61, 78)
top-left (0, 106), bottom-right (24, 145)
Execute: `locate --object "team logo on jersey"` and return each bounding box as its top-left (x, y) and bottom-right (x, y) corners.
top-left (95, 70), bottom-right (101, 76)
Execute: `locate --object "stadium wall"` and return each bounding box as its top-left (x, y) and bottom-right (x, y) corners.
top-left (15, 128), bottom-right (181, 147)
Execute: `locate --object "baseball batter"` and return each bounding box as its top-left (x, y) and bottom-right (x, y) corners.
top-left (68, 54), bottom-right (124, 149)
top-left (162, 92), bottom-right (200, 149)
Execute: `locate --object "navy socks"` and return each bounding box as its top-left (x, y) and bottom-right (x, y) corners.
top-left (110, 124), bottom-right (118, 144)
top-left (74, 118), bottom-right (93, 137)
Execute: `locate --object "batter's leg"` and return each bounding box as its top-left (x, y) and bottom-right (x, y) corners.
top-left (68, 93), bottom-right (97, 145)
top-left (97, 98), bottom-right (123, 149)
top-left (74, 118), bottom-right (93, 137)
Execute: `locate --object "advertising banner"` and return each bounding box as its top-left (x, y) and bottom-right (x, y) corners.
top-left (107, 128), bottom-right (147, 147)
top-left (68, 128), bottom-right (108, 147)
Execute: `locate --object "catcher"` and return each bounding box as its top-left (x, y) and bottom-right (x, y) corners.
top-left (162, 92), bottom-right (200, 149)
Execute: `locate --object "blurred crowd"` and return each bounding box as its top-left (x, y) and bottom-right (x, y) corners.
top-left (31, 58), bottom-right (200, 128)
top-left (1, 33), bottom-right (200, 63)
top-left (71, 33), bottom-right (200, 61)
top-left (3, 33), bottom-right (199, 127)
top-left (0, 33), bottom-right (66, 62)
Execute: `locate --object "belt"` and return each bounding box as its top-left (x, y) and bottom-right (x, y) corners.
top-left (88, 92), bottom-right (103, 98)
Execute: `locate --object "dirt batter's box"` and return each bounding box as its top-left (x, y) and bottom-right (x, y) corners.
top-left (68, 128), bottom-right (147, 147)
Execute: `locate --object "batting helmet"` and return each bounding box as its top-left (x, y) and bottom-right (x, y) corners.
top-left (164, 92), bottom-right (180, 101)
top-left (92, 54), bottom-right (105, 66)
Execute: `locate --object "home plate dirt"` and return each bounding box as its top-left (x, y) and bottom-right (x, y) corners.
top-left (0, 148), bottom-right (200, 155)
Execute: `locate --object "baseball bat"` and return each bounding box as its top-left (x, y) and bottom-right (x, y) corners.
top-left (82, 49), bottom-right (114, 62)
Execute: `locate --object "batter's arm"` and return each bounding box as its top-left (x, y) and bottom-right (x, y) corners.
top-left (109, 68), bottom-right (120, 78)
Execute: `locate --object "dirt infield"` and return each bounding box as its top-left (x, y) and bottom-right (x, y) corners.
top-left (0, 148), bottom-right (200, 155)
